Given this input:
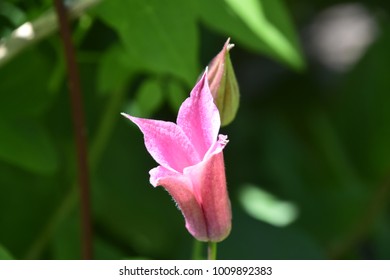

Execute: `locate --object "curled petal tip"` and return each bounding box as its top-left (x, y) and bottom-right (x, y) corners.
top-left (218, 134), bottom-right (229, 145)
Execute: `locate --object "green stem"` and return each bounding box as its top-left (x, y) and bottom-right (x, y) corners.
top-left (191, 239), bottom-right (203, 260)
top-left (207, 242), bottom-right (217, 260)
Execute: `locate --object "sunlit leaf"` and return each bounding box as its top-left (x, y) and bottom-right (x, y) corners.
top-left (198, 0), bottom-right (304, 70)
top-left (220, 209), bottom-right (324, 259)
top-left (239, 184), bottom-right (299, 227)
top-left (94, 0), bottom-right (199, 85)
top-left (0, 2), bottom-right (26, 37)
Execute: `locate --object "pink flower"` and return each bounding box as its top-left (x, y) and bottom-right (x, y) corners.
top-left (121, 72), bottom-right (231, 242)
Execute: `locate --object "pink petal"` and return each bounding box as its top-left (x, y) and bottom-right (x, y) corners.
top-left (150, 166), bottom-right (209, 241)
top-left (184, 151), bottom-right (231, 242)
top-left (121, 113), bottom-right (200, 172)
top-left (203, 134), bottom-right (229, 161)
top-left (177, 73), bottom-right (221, 158)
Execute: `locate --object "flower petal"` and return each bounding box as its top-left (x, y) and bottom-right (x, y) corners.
top-left (203, 134), bottom-right (229, 161)
top-left (177, 72), bottom-right (221, 158)
top-left (122, 113), bottom-right (200, 172)
top-left (184, 151), bottom-right (232, 242)
top-left (150, 166), bottom-right (209, 241)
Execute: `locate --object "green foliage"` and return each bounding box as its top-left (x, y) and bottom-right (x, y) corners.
top-left (94, 0), bottom-right (199, 85)
top-left (198, 0), bottom-right (304, 70)
top-left (0, 1), bottom-right (26, 37)
top-left (125, 78), bottom-right (164, 118)
top-left (0, 0), bottom-right (389, 260)
top-left (0, 118), bottom-right (58, 175)
top-left (332, 28), bottom-right (390, 180)
top-left (97, 44), bottom-right (133, 94)
top-left (0, 48), bottom-right (54, 117)
top-left (239, 184), bottom-right (299, 227)
top-left (0, 244), bottom-right (13, 260)
top-left (0, 46), bottom-right (58, 174)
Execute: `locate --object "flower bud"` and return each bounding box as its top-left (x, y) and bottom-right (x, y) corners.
top-left (207, 38), bottom-right (240, 126)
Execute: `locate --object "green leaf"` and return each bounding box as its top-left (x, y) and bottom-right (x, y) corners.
top-left (0, 118), bottom-right (58, 175)
top-left (97, 44), bottom-right (133, 95)
top-left (239, 184), bottom-right (299, 227)
top-left (125, 78), bottom-right (164, 118)
top-left (198, 0), bottom-right (304, 70)
top-left (0, 47), bottom-right (53, 118)
top-left (0, 244), bottom-right (13, 260)
top-left (166, 79), bottom-right (187, 113)
top-left (0, 2), bottom-right (26, 37)
top-left (94, 0), bottom-right (199, 85)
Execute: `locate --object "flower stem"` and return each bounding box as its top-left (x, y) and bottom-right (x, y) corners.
top-left (191, 239), bottom-right (203, 260)
top-left (207, 242), bottom-right (217, 260)
top-left (53, 0), bottom-right (92, 259)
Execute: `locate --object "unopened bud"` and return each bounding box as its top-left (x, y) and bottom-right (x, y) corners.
top-left (207, 38), bottom-right (240, 126)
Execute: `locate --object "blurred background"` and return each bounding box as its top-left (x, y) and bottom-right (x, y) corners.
top-left (0, 0), bottom-right (390, 259)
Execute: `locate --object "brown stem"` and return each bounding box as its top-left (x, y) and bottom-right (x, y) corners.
top-left (53, 0), bottom-right (93, 259)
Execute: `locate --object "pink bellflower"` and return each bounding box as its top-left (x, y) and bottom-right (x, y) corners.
top-left (121, 72), bottom-right (231, 242)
